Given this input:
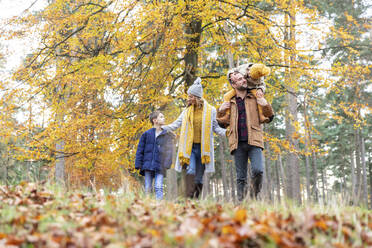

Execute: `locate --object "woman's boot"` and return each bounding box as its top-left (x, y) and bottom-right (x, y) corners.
top-left (185, 174), bottom-right (196, 198)
top-left (194, 183), bottom-right (203, 199)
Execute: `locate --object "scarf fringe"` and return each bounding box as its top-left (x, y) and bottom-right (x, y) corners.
top-left (180, 157), bottom-right (190, 166)
top-left (201, 155), bottom-right (210, 165)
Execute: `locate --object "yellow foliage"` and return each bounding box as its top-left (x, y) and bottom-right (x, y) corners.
top-left (1, 0), bottom-right (368, 188)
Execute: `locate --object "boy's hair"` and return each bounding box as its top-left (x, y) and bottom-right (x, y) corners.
top-left (149, 111), bottom-right (161, 125)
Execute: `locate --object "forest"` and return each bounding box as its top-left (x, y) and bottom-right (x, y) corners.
top-left (0, 0), bottom-right (371, 247)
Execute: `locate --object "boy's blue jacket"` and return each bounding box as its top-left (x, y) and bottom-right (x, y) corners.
top-left (135, 128), bottom-right (175, 176)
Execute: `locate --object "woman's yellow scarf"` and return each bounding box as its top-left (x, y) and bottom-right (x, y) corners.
top-left (179, 100), bottom-right (213, 166)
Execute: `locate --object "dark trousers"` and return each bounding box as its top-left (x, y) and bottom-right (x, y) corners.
top-left (233, 142), bottom-right (264, 202)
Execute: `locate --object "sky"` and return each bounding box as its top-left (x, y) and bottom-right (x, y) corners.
top-left (0, 0), bottom-right (48, 77)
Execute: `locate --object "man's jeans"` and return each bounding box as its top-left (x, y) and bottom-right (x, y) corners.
top-left (233, 142), bottom-right (264, 202)
top-left (186, 143), bottom-right (205, 184)
top-left (144, 170), bottom-right (164, 200)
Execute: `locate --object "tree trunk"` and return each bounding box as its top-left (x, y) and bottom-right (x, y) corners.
top-left (311, 151), bottom-right (319, 203)
top-left (275, 159), bottom-right (281, 203)
top-left (340, 156), bottom-right (346, 199)
top-left (55, 141), bottom-right (65, 185)
top-left (54, 84), bottom-right (65, 186)
top-left (183, 4), bottom-right (202, 87)
top-left (180, 168), bottom-right (186, 198)
top-left (5, 152), bottom-right (9, 187)
top-left (369, 155), bottom-right (372, 209)
top-left (284, 0), bottom-right (301, 205)
top-left (278, 153), bottom-right (287, 199)
top-left (303, 97), bottom-right (311, 202)
top-left (361, 136), bottom-right (368, 207)
top-left (264, 142), bottom-right (272, 202)
top-left (229, 159), bottom-right (236, 203)
top-left (167, 142), bottom-right (178, 200)
top-left (167, 169), bottom-right (178, 201)
top-left (355, 128), bottom-right (362, 202)
top-left (219, 137), bottom-right (230, 201)
top-left (351, 150), bottom-right (356, 205)
top-left (203, 172), bottom-right (210, 199)
top-left (321, 167), bottom-right (326, 205)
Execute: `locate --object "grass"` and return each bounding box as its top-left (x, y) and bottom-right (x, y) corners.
top-left (0, 182), bottom-right (370, 247)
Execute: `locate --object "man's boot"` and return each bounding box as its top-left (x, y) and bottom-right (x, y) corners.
top-left (250, 173), bottom-right (262, 200)
top-left (237, 181), bottom-right (247, 202)
top-left (185, 174), bottom-right (196, 198)
top-left (194, 183), bottom-right (203, 199)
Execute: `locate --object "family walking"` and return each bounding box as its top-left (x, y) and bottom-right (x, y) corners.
top-left (135, 63), bottom-right (274, 202)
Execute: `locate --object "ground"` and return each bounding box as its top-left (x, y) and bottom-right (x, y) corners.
top-left (0, 182), bottom-right (370, 247)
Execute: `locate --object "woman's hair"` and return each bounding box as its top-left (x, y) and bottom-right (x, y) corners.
top-left (149, 110), bottom-right (161, 125)
top-left (187, 95), bottom-right (204, 108)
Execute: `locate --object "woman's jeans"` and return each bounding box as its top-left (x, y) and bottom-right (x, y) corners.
top-left (186, 143), bottom-right (205, 184)
top-left (144, 170), bottom-right (164, 200)
top-left (233, 142), bottom-right (264, 201)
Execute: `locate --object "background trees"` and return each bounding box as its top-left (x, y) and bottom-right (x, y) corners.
top-left (0, 0), bottom-right (370, 206)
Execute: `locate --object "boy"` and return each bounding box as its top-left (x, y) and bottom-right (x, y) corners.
top-left (135, 111), bottom-right (174, 200)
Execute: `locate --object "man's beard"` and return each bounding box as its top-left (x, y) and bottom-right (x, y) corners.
top-left (236, 85), bottom-right (247, 91)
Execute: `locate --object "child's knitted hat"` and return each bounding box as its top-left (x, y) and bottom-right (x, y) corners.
top-left (249, 63), bottom-right (270, 79)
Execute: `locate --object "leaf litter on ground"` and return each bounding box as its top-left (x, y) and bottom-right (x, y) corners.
top-left (0, 182), bottom-right (370, 247)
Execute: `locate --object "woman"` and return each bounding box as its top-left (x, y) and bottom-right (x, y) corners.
top-left (163, 77), bottom-right (226, 198)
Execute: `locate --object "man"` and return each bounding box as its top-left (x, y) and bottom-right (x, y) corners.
top-left (217, 69), bottom-right (274, 202)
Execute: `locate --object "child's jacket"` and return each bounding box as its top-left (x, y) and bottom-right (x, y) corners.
top-left (135, 128), bottom-right (175, 176)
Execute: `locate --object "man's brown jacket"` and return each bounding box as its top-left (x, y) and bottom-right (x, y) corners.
top-left (217, 93), bottom-right (274, 153)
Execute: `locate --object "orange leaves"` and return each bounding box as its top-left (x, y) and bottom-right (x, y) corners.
top-left (234, 208), bottom-right (247, 223)
top-left (1, 182), bottom-right (372, 247)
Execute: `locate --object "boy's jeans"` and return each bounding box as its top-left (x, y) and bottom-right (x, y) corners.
top-left (233, 142), bottom-right (264, 202)
top-left (144, 170), bottom-right (164, 200)
top-left (186, 143), bottom-right (205, 184)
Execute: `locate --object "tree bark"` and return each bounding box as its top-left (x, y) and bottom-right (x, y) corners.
top-left (55, 141), bottom-right (65, 185)
top-left (355, 128), bottom-right (362, 202)
top-left (321, 167), bottom-right (326, 205)
top-left (167, 143), bottom-right (178, 200)
top-left (351, 150), bottom-right (356, 205)
top-left (167, 169), bottom-right (178, 201)
top-left (275, 159), bottom-right (281, 203)
top-left (203, 172), bottom-right (210, 199)
top-left (264, 142), bottom-right (272, 202)
top-left (361, 136), bottom-right (368, 207)
top-left (369, 155), bottom-right (372, 209)
top-left (278, 153), bottom-right (287, 199)
top-left (229, 159), bottom-right (236, 203)
top-left (311, 151), bottom-right (319, 202)
top-left (303, 97), bottom-right (311, 202)
top-left (183, 4), bottom-right (202, 87)
top-left (284, 0), bottom-right (301, 205)
top-left (219, 137), bottom-right (230, 201)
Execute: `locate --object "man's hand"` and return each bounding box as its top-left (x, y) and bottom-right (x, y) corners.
top-left (257, 97), bottom-right (268, 106)
top-left (219, 102), bottom-right (231, 112)
top-left (256, 88), bottom-right (264, 98)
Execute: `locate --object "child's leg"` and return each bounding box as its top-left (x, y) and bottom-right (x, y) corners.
top-left (154, 172), bottom-right (164, 200)
top-left (251, 89), bottom-right (269, 123)
top-left (144, 170), bottom-right (154, 195)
